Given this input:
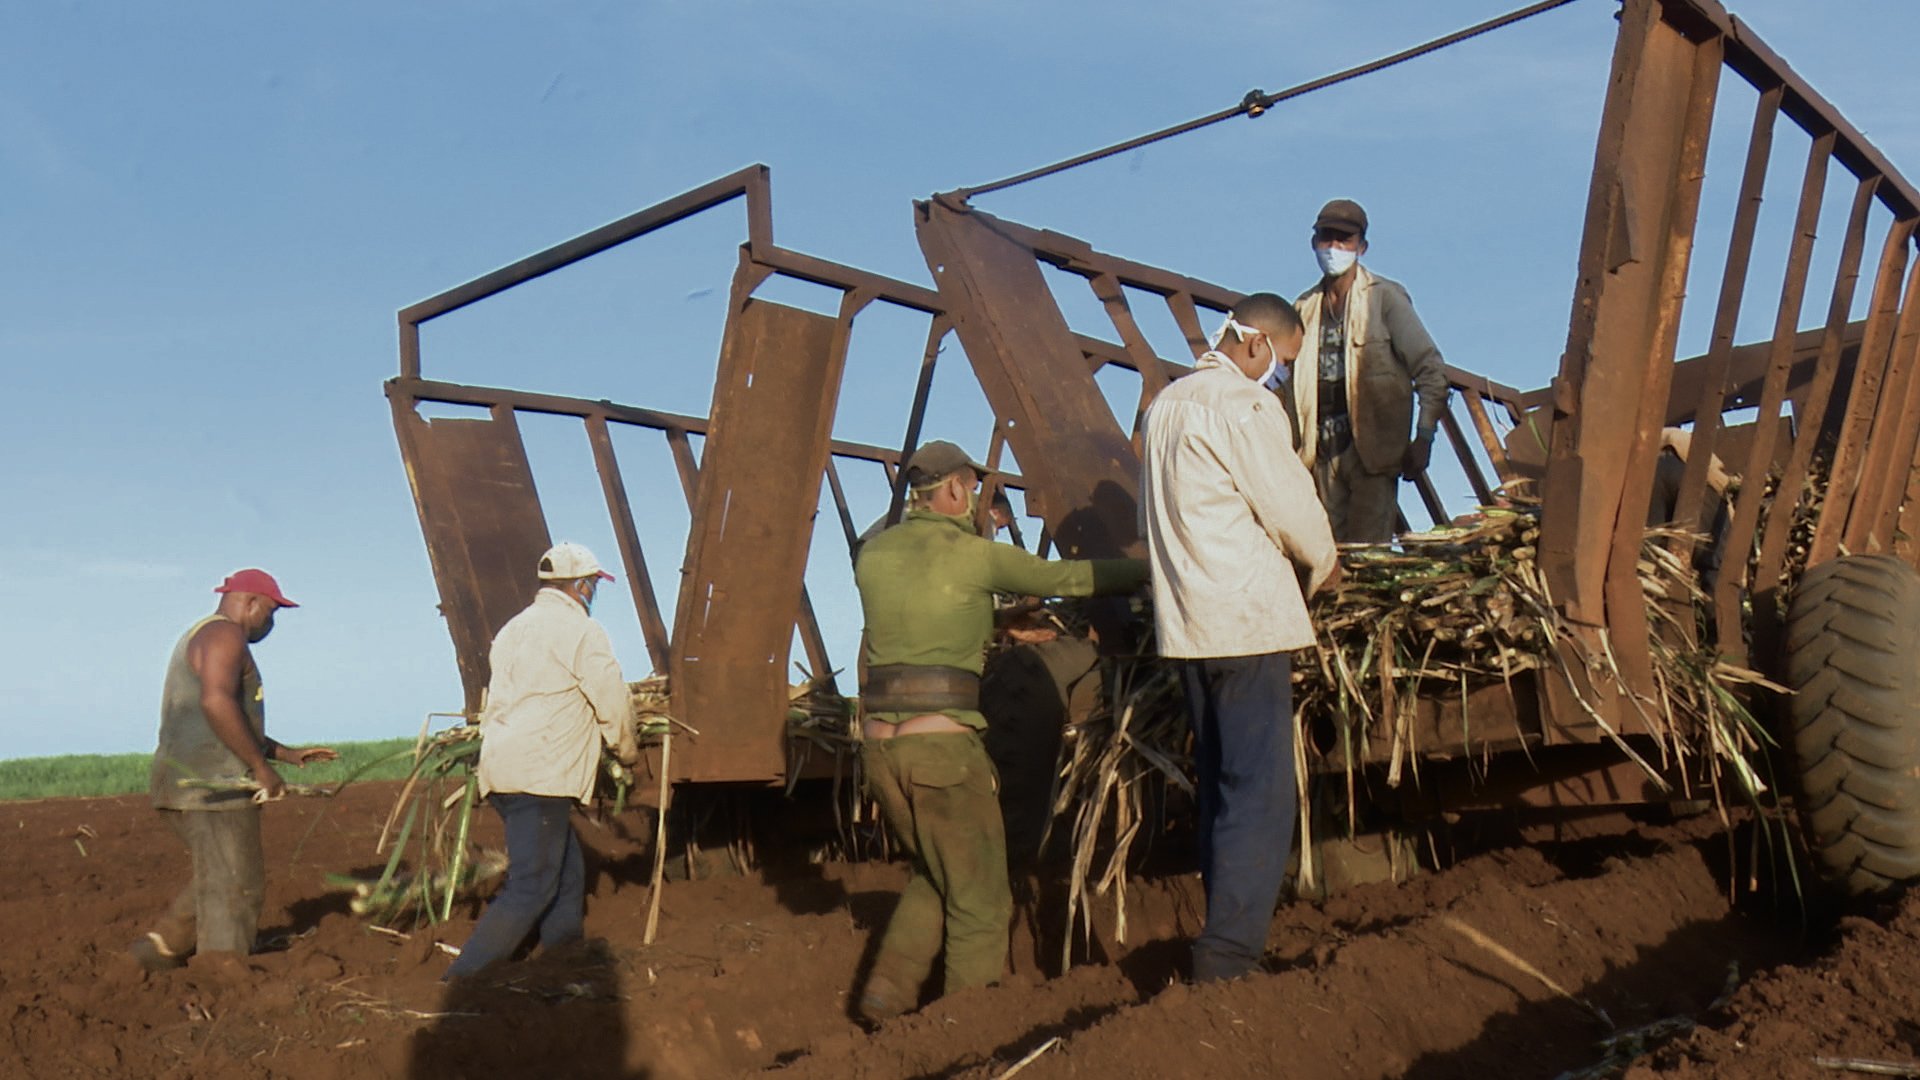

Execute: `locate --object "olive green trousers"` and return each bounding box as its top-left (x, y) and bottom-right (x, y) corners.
top-left (860, 732), bottom-right (1011, 1003)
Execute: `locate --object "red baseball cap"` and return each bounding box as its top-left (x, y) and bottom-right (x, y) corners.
top-left (214, 568), bottom-right (299, 608)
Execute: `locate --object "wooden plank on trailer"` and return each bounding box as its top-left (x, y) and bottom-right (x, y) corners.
top-left (387, 396), bottom-right (552, 715)
top-left (916, 200), bottom-right (1143, 559)
top-left (1540, 0), bottom-right (1720, 713)
top-left (669, 297), bottom-right (844, 783)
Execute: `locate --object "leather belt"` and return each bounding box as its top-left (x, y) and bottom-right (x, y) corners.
top-left (861, 664), bottom-right (980, 713)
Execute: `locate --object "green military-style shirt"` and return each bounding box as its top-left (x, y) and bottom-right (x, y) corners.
top-left (854, 508), bottom-right (1149, 729)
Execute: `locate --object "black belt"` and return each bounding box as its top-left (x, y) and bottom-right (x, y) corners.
top-left (862, 665), bottom-right (980, 713)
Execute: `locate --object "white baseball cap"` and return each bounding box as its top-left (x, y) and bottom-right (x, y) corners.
top-left (537, 541), bottom-right (616, 582)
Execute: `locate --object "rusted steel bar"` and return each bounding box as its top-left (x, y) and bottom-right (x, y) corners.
top-left (1671, 0), bottom-right (1920, 219)
top-left (1668, 83), bottom-right (1783, 558)
top-left (586, 415), bottom-right (672, 673)
top-left (1812, 218), bottom-right (1919, 566)
top-left (916, 201), bottom-right (1142, 559)
top-left (1089, 273), bottom-right (1173, 437)
top-left (1459, 389), bottom-right (1516, 485)
top-left (1850, 259), bottom-right (1920, 553)
top-left (388, 376), bottom-right (971, 479)
top-left (1438, 405), bottom-right (1497, 505)
top-left (1752, 175), bottom-right (1881, 630)
top-left (1713, 132), bottom-right (1836, 665)
top-left (1164, 291), bottom-right (1213, 360)
top-left (754, 244), bottom-right (943, 315)
top-left (1411, 471), bottom-right (1448, 528)
top-left (665, 427), bottom-right (701, 502)
top-left (399, 165), bottom-right (771, 337)
top-left (1448, 368), bottom-right (1526, 407)
top-left (888, 316), bottom-right (951, 527)
top-left (1597, 27), bottom-right (1722, 687)
top-left (966, 212), bottom-right (1239, 312)
top-left (1895, 440), bottom-right (1920, 562)
top-left (824, 456), bottom-right (859, 553)
top-left (1541, 0), bottom-right (1719, 701)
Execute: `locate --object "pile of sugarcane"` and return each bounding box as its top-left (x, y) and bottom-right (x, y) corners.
top-left (331, 680), bottom-right (678, 927)
top-left (1043, 496), bottom-right (1790, 966)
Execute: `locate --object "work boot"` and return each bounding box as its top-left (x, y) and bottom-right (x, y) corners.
top-left (855, 973), bottom-right (911, 1026)
top-left (130, 933), bottom-right (187, 972)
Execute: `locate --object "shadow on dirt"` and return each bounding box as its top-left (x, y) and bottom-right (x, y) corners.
top-left (407, 940), bottom-right (641, 1079)
top-left (1400, 824), bottom-right (1820, 1079)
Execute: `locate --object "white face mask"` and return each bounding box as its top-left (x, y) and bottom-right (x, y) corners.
top-left (1316, 245), bottom-right (1358, 277)
top-left (1209, 314), bottom-right (1279, 384)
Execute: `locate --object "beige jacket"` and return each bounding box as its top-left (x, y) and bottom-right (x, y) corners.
top-left (1292, 265), bottom-right (1449, 474)
top-left (476, 588), bottom-right (637, 803)
top-left (1140, 353), bottom-right (1338, 658)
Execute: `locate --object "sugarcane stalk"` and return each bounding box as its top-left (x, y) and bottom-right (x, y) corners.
top-left (440, 771), bottom-right (478, 923)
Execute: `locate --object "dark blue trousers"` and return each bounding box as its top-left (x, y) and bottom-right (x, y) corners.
top-left (444, 793), bottom-right (585, 980)
top-left (1180, 651), bottom-right (1295, 983)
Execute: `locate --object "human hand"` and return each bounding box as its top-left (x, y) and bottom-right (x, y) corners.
top-left (616, 744), bottom-right (643, 769)
top-left (1401, 429), bottom-right (1436, 480)
top-left (281, 745), bottom-right (338, 767)
top-left (250, 760), bottom-right (287, 800)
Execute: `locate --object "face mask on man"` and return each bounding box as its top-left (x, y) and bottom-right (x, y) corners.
top-left (1316, 245), bottom-right (1358, 278)
top-left (1209, 314), bottom-right (1279, 385)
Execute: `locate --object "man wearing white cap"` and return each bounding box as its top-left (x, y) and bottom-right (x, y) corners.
top-left (445, 541), bottom-right (642, 979)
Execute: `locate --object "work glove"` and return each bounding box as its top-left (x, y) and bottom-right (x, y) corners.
top-left (1401, 428), bottom-right (1436, 480)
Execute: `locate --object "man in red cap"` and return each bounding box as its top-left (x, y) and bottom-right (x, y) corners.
top-left (134, 569), bottom-right (336, 971)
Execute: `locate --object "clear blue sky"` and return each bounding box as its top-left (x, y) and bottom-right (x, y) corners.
top-left (5, 1), bottom-right (1919, 759)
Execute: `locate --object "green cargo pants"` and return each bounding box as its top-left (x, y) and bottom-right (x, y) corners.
top-left (860, 731), bottom-right (1011, 1007)
top-left (152, 806), bottom-right (265, 956)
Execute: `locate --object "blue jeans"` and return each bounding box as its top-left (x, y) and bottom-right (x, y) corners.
top-left (1180, 652), bottom-right (1295, 982)
top-left (444, 793), bottom-right (584, 979)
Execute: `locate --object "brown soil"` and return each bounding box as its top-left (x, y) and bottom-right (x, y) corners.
top-left (2, 787), bottom-right (1912, 1079)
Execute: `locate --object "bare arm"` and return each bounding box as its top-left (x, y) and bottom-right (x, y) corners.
top-left (189, 621), bottom-right (284, 797)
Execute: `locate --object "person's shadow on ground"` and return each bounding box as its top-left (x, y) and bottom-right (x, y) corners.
top-left (406, 939), bottom-right (643, 1079)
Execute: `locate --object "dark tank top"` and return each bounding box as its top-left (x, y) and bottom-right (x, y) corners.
top-left (149, 615), bottom-right (265, 811)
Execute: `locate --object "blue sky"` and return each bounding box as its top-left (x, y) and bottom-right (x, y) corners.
top-left (5, 1), bottom-right (1919, 759)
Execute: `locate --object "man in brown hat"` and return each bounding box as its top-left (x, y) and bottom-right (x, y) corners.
top-left (851, 439), bottom-right (1148, 1022)
top-left (1288, 198), bottom-right (1449, 542)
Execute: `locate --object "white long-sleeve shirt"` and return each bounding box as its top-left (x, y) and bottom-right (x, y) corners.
top-left (476, 587), bottom-right (637, 803)
top-left (1140, 352), bottom-right (1338, 658)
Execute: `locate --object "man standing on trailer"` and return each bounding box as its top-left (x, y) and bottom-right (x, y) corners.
top-left (1141, 293), bottom-right (1339, 982)
top-left (135, 569), bottom-right (337, 971)
top-left (444, 542), bottom-right (642, 980)
top-left (1289, 199), bottom-right (1449, 542)
top-left (852, 440), bottom-right (1148, 1022)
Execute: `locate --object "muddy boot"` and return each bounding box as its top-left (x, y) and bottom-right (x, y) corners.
top-left (130, 932), bottom-right (188, 972)
top-left (855, 971), bottom-right (911, 1026)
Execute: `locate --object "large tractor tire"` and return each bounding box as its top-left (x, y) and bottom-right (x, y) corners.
top-left (1785, 553), bottom-right (1920, 895)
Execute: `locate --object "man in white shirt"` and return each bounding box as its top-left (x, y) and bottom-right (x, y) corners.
top-left (1140, 292), bottom-right (1340, 982)
top-left (445, 542), bottom-right (641, 980)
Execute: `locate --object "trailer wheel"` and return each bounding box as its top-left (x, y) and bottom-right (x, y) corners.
top-left (1785, 554), bottom-right (1920, 895)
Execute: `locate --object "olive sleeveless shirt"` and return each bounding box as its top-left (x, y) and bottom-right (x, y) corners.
top-left (149, 614), bottom-right (266, 811)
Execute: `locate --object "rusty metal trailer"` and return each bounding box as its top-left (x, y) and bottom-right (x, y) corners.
top-left (389, 0), bottom-right (1920, 890)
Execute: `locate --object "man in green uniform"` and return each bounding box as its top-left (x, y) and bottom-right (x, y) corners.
top-left (852, 441), bottom-right (1148, 1022)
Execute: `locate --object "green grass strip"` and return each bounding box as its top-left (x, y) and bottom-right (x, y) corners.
top-left (0, 738), bottom-right (420, 801)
